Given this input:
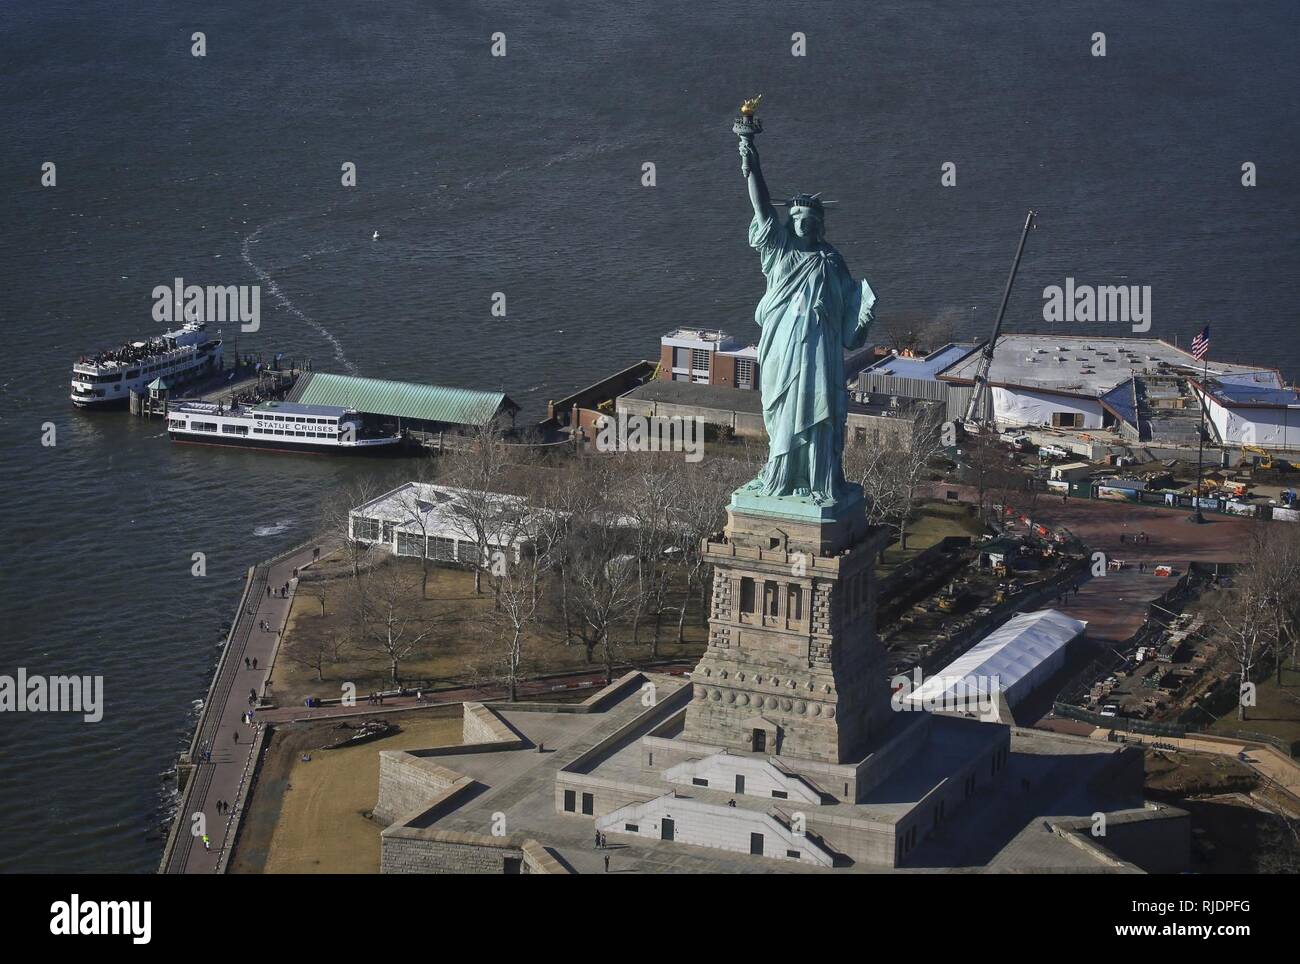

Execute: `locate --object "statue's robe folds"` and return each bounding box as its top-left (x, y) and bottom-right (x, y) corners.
top-left (749, 213), bottom-right (874, 500)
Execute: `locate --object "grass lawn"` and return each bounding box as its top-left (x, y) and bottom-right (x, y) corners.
top-left (1208, 664), bottom-right (1300, 746)
top-left (272, 551), bottom-right (708, 705)
top-left (877, 500), bottom-right (984, 573)
top-left (251, 711), bottom-right (465, 875)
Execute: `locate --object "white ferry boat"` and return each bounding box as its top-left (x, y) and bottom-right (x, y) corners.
top-left (71, 321), bottom-right (223, 408)
top-left (166, 399), bottom-right (406, 455)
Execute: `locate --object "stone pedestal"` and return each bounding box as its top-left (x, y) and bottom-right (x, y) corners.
top-left (682, 487), bottom-right (893, 764)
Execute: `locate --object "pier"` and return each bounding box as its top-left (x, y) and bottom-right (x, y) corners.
top-left (129, 360), bottom-right (302, 418)
top-left (159, 541), bottom-right (322, 874)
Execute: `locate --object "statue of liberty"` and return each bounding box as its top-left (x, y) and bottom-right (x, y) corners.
top-left (733, 97), bottom-right (878, 507)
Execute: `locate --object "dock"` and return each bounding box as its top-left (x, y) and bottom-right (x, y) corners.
top-left (158, 540), bottom-right (324, 874)
top-left (129, 363), bottom-right (301, 418)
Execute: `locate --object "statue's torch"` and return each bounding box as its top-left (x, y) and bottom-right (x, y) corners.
top-left (733, 95), bottom-right (763, 177)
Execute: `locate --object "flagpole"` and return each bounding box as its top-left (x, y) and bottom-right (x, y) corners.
top-left (1193, 347), bottom-right (1209, 524)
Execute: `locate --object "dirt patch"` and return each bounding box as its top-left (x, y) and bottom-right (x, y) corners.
top-left (230, 708), bottom-right (463, 875)
top-left (1144, 748), bottom-right (1258, 798)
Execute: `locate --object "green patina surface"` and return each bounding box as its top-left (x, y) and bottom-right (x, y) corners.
top-left (288, 371), bottom-right (514, 427)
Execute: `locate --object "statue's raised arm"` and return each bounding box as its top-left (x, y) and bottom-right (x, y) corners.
top-left (734, 96), bottom-right (774, 223)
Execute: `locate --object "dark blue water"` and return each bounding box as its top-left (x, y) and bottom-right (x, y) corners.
top-left (1, 0), bottom-right (1296, 871)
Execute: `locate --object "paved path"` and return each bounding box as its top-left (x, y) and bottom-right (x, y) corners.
top-left (162, 542), bottom-right (323, 873)
top-left (926, 483), bottom-right (1253, 647)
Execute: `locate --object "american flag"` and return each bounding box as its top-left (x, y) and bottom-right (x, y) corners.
top-left (1191, 325), bottom-right (1211, 361)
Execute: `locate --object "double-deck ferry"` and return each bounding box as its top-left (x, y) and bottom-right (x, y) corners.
top-left (166, 399), bottom-right (406, 455)
top-left (71, 321), bottom-right (223, 408)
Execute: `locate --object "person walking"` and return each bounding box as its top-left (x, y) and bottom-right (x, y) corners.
top-left (603, 853), bottom-right (610, 873)
top-left (252, 657), bottom-right (258, 670)
top-left (244, 657), bottom-right (251, 669)
top-left (233, 730), bottom-right (239, 744)
top-left (202, 834), bottom-right (210, 852)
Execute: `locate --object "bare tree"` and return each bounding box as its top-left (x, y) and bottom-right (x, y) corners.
top-left (564, 463), bottom-right (643, 683)
top-left (537, 460), bottom-right (599, 647)
top-left (845, 406), bottom-right (946, 554)
top-left (283, 630), bottom-right (344, 683)
top-left (475, 478), bottom-right (560, 701)
top-left (894, 407), bottom-right (948, 551)
top-left (1237, 523), bottom-right (1300, 684)
top-left (320, 474), bottom-right (385, 581)
top-left (352, 559), bottom-right (439, 684)
top-left (437, 418), bottom-right (512, 593)
top-left (1210, 571), bottom-right (1276, 722)
top-left (846, 437), bottom-right (907, 538)
top-left (624, 454), bottom-right (678, 656)
top-left (961, 433), bottom-right (1021, 524)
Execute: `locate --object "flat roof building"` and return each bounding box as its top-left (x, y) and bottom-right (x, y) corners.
top-left (658, 328), bottom-right (760, 391)
top-left (935, 334), bottom-right (1276, 443)
top-left (1193, 370), bottom-right (1300, 452)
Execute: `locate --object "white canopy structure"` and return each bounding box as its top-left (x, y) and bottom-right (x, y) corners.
top-left (903, 609), bottom-right (1086, 722)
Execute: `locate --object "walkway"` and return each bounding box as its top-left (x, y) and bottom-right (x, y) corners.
top-left (161, 542), bottom-right (323, 873)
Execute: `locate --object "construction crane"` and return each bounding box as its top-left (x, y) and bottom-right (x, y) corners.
top-left (962, 209), bottom-right (1037, 429)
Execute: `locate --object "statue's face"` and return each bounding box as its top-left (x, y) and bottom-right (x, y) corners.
top-left (790, 208), bottom-right (824, 241)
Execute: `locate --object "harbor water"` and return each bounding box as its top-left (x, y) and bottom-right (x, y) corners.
top-left (0, 0), bottom-right (1297, 871)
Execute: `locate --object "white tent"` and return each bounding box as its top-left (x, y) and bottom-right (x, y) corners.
top-left (903, 609), bottom-right (1086, 722)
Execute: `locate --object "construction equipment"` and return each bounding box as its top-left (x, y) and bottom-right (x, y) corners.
top-left (963, 210), bottom-right (1037, 430)
top-left (1240, 444), bottom-right (1292, 472)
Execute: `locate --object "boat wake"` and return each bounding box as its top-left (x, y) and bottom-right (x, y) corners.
top-left (241, 221), bottom-right (358, 374)
top-left (253, 519), bottom-right (294, 537)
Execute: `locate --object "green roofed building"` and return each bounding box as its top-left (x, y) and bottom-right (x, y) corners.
top-left (285, 372), bottom-right (519, 436)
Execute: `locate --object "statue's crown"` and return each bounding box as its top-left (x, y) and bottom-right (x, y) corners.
top-left (778, 192), bottom-right (834, 215)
